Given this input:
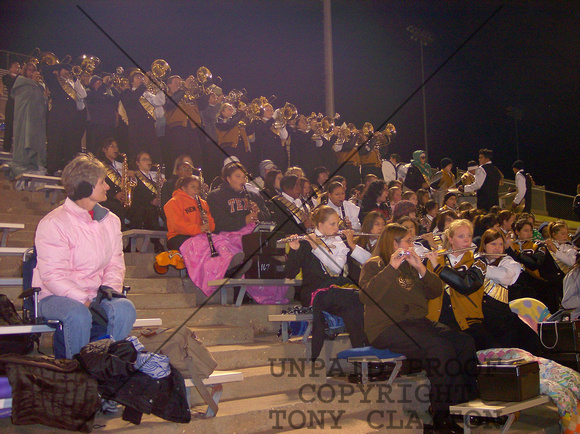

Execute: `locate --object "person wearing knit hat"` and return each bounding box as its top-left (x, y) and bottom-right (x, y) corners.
top-left (259, 159), bottom-right (276, 179)
top-left (248, 159), bottom-right (277, 190)
top-left (392, 199), bottom-right (418, 222)
top-left (511, 160), bottom-right (532, 212)
top-left (430, 157), bottom-right (456, 205)
top-left (440, 191), bottom-right (457, 212)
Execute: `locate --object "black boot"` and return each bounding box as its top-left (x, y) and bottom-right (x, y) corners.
top-left (423, 411), bottom-right (463, 434)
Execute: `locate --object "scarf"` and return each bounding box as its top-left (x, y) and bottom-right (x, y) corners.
top-left (411, 150), bottom-right (431, 178)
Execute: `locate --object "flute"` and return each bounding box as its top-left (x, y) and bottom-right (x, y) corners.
top-left (397, 246), bottom-right (475, 259)
top-left (278, 231), bottom-right (380, 244)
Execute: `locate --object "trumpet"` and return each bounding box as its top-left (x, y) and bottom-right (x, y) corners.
top-left (278, 231), bottom-right (380, 244)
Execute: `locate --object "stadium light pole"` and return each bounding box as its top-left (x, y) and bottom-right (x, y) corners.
top-left (323, 0), bottom-right (335, 117)
top-left (407, 25), bottom-right (433, 157)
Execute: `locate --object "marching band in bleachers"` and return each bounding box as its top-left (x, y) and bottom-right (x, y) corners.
top-left (4, 52), bottom-right (580, 432)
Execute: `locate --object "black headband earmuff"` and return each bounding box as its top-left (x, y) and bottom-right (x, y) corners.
top-left (69, 180), bottom-right (94, 201)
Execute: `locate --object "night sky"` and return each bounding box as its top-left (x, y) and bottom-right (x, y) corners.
top-left (2, 0), bottom-right (578, 194)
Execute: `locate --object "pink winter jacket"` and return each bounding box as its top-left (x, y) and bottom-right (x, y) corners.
top-left (32, 198), bottom-right (125, 303)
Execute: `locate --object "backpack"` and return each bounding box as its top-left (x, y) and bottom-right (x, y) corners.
top-left (0, 294), bottom-right (38, 355)
top-left (139, 327), bottom-right (219, 416)
top-left (139, 327), bottom-right (217, 379)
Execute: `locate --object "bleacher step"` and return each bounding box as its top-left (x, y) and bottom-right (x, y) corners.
top-left (189, 363), bottom-right (326, 405)
top-left (125, 264), bottom-right (184, 278)
top-left (135, 304), bottom-right (297, 333)
top-left (189, 324), bottom-right (254, 346)
top-left (0, 212), bottom-right (44, 226)
top-left (124, 277), bottom-right (187, 294)
top-left (128, 293), bottom-right (196, 309)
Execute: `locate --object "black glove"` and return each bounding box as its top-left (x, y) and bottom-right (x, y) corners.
top-left (96, 285), bottom-right (126, 304)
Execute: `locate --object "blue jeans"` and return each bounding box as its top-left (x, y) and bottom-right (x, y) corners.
top-left (39, 295), bottom-right (137, 359)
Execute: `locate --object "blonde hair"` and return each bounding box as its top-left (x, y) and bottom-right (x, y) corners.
top-left (61, 155), bottom-right (106, 198)
top-left (443, 219), bottom-right (473, 249)
top-left (311, 205), bottom-right (338, 226)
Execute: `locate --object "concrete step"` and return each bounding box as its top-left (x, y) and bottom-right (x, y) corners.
top-left (154, 304), bottom-right (295, 332)
top-left (128, 292), bottom-right (197, 309)
top-left (135, 303), bottom-right (296, 333)
top-left (125, 263), bottom-right (184, 278)
top-left (189, 363), bottom-right (326, 406)
top-left (189, 324), bottom-right (254, 346)
top-left (207, 334), bottom-right (354, 370)
top-left (132, 322), bottom-right (255, 347)
top-left (3, 229), bottom-right (36, 247)
top-left (0, 212), bottom-right (44, 226)
top-left (186, 382), bottom-right (428, 433)
top-left (124, 277), bottom-right (187, 294)
top-left (0, 256), bottom-right (23, 277)
top-left (124, 252), bottom-right (157, 266)
top-left (1, 286), bottom-right (24, 307)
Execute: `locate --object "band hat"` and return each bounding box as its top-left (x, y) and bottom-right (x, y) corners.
top-left (259, 160), bottom-right (276, 178)
top-left (538, 221), bottom-right (549, 233)
top-left (223, 156), bottom-right (240, 167)
top-left (467, 164), bottom-right (479, 171)
top-left (212, 86), bottom-right (223, 96)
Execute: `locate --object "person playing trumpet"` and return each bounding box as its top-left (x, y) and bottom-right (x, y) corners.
top-left (164, 75), bottom-right (210, 174)
top-left (215, 103), bottom-right (255, 172)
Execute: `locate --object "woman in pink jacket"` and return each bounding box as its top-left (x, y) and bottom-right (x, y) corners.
top-left (33, 155), bottom-right (136, 359)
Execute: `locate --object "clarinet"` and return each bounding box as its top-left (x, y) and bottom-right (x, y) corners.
top-left (196, 194), bottom-right (219, 257)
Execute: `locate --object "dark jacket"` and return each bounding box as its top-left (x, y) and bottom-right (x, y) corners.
top-left (75, 338), bottom-right (190, 425)
top-left (86, 85), bottom-right (120, 126)
top-left (477, 163), bottom-right (502, 211)
top-left (284, 240), bottom-right (352, 307)
top-left (359, 258), bottom-right (442, 344)
top-left (0, 354), bottom-right (100, 432)
top-left (207, 182), bottom-right (270, 233)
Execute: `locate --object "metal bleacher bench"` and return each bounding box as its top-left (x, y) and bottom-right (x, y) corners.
top-left (208, 278), bottom-right (301, 307)
top-left (122, 229), bottom-right (167, 253)
top-left (0, 223), bottom-right (24, 247)
top-left (0, 318), bottom-right (162, 336)
top-left (267, 312), bottom-right (313, 344)
top-left (184, 370), bottom-right (244, 418)
top-left (449, 395), bottom-right (551, 434)
top-left (14, 173), bottom-right (61, 184)
top-left (0, 247), bottom-right (29, 257)
top-left (13, 173), bottom-right (63, 205)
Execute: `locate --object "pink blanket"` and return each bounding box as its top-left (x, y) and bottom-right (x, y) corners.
top-left (180, 224), bottom-right (255, 296)
top-left (180, 224), bottom-right (290, 304)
